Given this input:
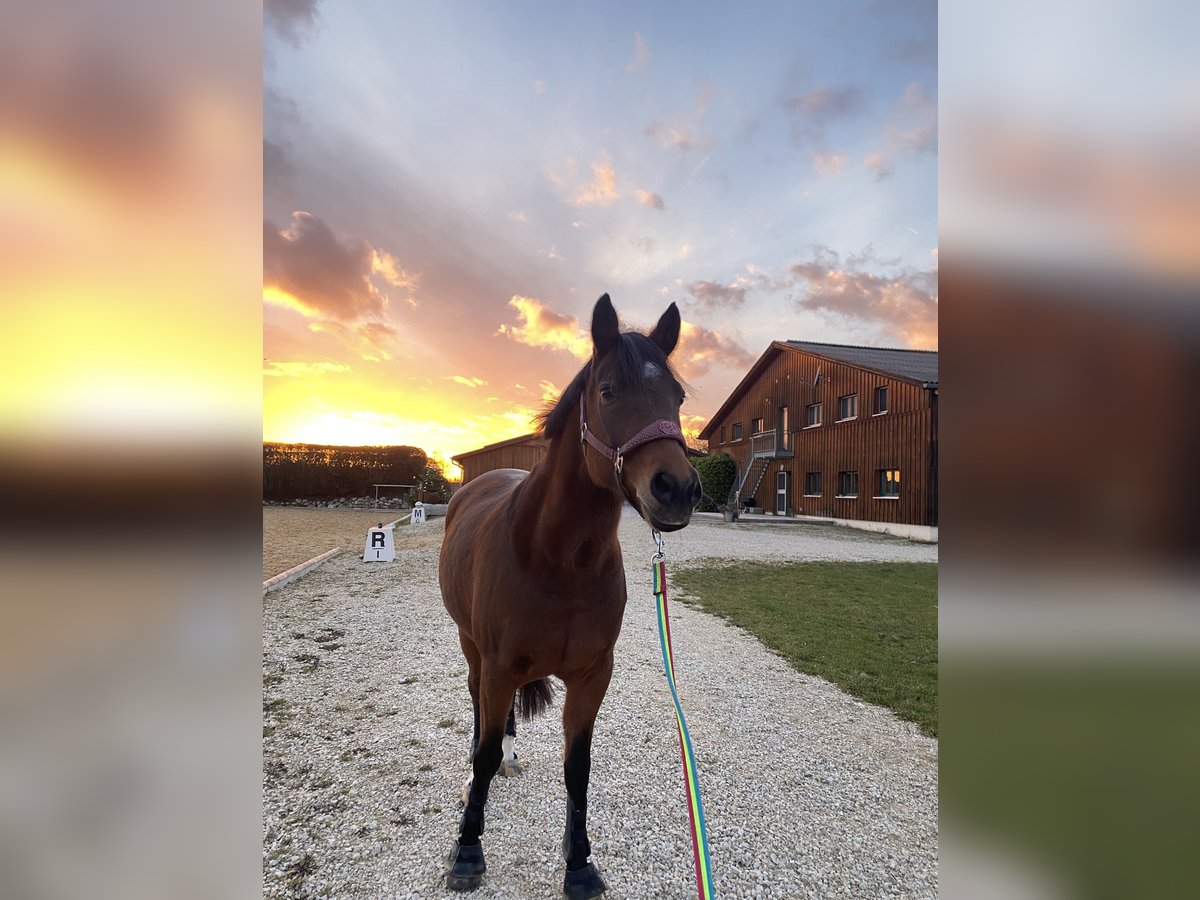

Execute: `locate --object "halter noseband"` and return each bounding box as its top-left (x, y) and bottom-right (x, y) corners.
top-left (579, 395), bottom-right (686, 475)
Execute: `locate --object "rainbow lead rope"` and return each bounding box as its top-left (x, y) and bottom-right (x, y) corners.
top-left (652, 535), bottom-right (716, 900)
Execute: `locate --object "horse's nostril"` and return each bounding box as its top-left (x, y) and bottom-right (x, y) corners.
top-left (650, 471), bottom-right (674, 503)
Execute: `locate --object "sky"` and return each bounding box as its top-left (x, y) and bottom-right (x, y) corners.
top-left (263, 0), bottom-right (937, 474)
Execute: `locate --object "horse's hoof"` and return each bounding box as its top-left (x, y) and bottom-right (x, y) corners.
top-left (499, 757), bottom-right (524, 777)
top-left (444, 840), bottom-right (486, 892)
top-left (563, 862), bottom-right (607, 899)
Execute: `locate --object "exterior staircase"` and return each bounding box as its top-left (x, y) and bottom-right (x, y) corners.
top-left (733, 457), bottom-right (770, 510)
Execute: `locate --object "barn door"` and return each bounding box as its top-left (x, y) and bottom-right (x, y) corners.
top-left (775, 470), bottom-right (789, 515)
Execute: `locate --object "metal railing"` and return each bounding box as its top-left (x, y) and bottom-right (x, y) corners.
top-left (750, 430), bottom-right (793, 458)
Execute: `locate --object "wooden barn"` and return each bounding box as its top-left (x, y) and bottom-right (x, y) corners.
top-left (698, 341), bottom-right (938, 540)
top-left (451, 433), bottom-right (547, 485)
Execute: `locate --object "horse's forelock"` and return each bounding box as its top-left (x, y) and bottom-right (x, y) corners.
top-left (615, 332), bottom-right (674, 390)
top-left (539, 333), bottom-right (682, 440)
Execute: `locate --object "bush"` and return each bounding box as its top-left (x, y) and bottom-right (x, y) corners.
top-left (263, 443), bottom-right (428, 500)
top-left (693, 452), bottom-right (736, 512)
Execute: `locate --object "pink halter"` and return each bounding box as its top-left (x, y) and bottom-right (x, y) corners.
top-left (579, 395), bottom-right (686, 475)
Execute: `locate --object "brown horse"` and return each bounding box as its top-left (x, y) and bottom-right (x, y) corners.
top-left (438, 294), bottom-right (701, 897)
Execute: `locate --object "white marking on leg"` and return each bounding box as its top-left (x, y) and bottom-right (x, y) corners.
top-left (460, 772), bottom-right (474, 807)
top-left (499, 734), bottom-right (523, 776)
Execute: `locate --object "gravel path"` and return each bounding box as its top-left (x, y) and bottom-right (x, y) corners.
top-left (263, 512), bottom-right (938, 899)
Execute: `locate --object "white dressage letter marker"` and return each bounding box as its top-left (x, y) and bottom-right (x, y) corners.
top-left (362, 526), bottom-right (395, 562)
top-left (411, 504), bottom-right (427, 525)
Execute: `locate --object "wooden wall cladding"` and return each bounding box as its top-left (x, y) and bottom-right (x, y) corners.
top-left (706, 347), bottom-right (936, 526)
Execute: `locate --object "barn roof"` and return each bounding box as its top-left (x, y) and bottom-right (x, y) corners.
top-left (451, 432), bottom-right (545, 464)
top-left (782, 340), bottom-right (939, 384)
top-left (697, 340), bottom-right (938, 439)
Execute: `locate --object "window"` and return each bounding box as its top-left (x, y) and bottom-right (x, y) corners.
top-left (837, 394), bottom-right (858, 421)
top-left (876, 468), bottom-right (900, 498)
top-left (805, 403), bottom-right (822, 428)
top-left (837, 471), bottom-right (858, 497)
top-left (719, 425), bottom-right (727, 444)
top-left (804, 472), bottom-right (822, 496)
top-left (874, 386), bottom-right (889, 415)
top-left (732, 422), bottom-right (743, 441)
top-left (751, 416), bottom-right (764, 435)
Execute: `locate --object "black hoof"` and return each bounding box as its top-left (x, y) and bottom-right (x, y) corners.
top-left (444, 840), bottom-right (486, 892)
top-left (563, 862), bottom-right (607, 899)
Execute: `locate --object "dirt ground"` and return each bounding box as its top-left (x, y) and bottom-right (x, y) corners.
top-left (263, 507), bottom-right (408, 580)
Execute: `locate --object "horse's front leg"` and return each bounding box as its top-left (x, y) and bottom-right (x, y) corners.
top-left (560, 654), bottom-right (613, 899)
top-left (445, 669), bottom-right (513, 892)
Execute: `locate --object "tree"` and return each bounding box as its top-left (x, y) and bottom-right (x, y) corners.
top-left (415, 463), bottom-right (451, 503)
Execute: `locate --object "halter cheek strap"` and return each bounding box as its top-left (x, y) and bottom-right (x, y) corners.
top-left (579, 395), bottom-right (686, 475)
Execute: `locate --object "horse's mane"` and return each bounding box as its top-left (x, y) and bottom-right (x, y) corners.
top-left (538, 332), bottom-right (679, 439)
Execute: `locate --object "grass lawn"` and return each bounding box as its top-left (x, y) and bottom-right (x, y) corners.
top-left (672, 561), bottom-right (937, 736)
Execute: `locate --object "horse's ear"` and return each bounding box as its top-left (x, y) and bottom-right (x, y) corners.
top-left (648, 302), bottom-right (681, 356)
top-left (591, 293), bottom-right (619, 355)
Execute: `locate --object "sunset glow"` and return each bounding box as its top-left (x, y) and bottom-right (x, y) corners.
top-left (263, 4), bottom-right (938, 468)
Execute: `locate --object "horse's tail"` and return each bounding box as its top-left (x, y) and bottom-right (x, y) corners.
top-left (517, 678), bottom-right (555, 721)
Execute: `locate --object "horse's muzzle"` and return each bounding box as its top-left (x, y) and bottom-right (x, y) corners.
top-left (644, 468), bottom-right (701, 531)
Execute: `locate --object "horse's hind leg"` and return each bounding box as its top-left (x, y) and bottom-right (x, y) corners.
top-left (560, 655), bottom-right (614, 899)
top-left (445, 667), bottom-right (514, 892)
top-left (457, 631), bottom-right (481, 806)
top-left (499, 698), bottom-right (523, 776)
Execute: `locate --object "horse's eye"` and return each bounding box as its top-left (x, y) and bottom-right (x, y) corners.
top-left (599, 384), bottom-right (615, 402)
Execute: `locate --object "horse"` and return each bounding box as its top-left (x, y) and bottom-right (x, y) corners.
top-left (437, 294), bottom-right (701, 897)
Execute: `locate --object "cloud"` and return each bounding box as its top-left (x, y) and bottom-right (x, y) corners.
top-left (497, 296), bottom-right (591, 359)
top-left (626, 32), bottom-right (652, 73)
top-left (263, 360), bottom-right (350, 378)
top-left (865, 150), bottom-right (893, 180)
top-left (864, 81), bottom-right (937, 179)
top-left (572, 154), bottom-right (619, 207)
top-left (547, 154), bottom-right (619, 207)
top-left (496, 297), bottom-right (754, 378)
top-left (645, 119), bottom-right (697, 152)
top-left (307, 319), bottom-right (399, 362)
top-left (789, 246), bottom-right (938, 348)
top-left (532, 80), bottom-right (546, 95)
top-left (683, 280), bottom-right (748, 313)
top-left (644, 87), bottom-right (716, 155)
top-left (264, 211), bottom-right (416, 321)
top-left (450, 375), bottom-right (486, 388)
top-left (675, 322), bottom-right (756, 378)
top-left (812, 153), bottom-right (845, 177)
top-left (782, 86), bottom-right (864, 146)
top-left (265, 0), bottom-right (321, 45)
top-left (890, 82), bottom-right (937, 152)
top-left (508, 210), bottom-right (529, 223)
top-left (635, 189), bottom-right (665, 210)
top-left (370, 249), bottom-right (419, 300)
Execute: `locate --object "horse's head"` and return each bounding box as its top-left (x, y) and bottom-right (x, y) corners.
top-left (580, 294), bottom-right (701, 531)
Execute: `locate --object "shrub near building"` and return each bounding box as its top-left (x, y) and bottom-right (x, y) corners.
top-left (693, 452), bottom-right (736, 512)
